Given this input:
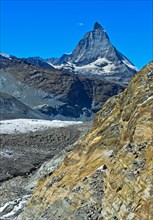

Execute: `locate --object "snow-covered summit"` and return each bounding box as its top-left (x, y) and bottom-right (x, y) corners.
top-left (47, 22), bottom-right (138, 83)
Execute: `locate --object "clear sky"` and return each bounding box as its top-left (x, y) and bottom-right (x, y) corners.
top-left (0, 0), bottom-right (152, 69)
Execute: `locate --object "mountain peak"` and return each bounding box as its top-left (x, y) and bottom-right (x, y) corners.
top-left (47, 22), bottom-right (137, 83)
top-left (93, 22), bottom-right (103, 31)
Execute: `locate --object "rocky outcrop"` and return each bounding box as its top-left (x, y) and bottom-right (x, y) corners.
top-left (19, 61), bottom-right (153, 219)
top-left (0, 59), bottom-right (124, 119)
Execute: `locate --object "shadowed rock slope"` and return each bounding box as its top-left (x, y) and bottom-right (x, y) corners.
top-left (19, 61), bottom-right (153, 219)
top-left (0, 92), bottom-right (44, 120)
top-left (0, 59), bottom-right (124, 119)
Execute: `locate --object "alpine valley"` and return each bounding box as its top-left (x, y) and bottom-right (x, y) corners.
top-left (0, 22), bottom-right (152, 220)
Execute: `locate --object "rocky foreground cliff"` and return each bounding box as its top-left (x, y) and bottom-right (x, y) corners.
top-left (18, 62), bottom-right (153, 220)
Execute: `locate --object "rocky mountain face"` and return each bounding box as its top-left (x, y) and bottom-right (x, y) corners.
top-left (0, 52), bottom-right (54, 69)
top-left (0, 52), bottom-right (23, 62)
top-left (24, 57), bottom-right (54, 69)
top-left (18, 61), bottom-right (153, 219)
top-left (0, 92), bottom-right (44, 120)
top-left (0, 59), bottom-right (124, 120)
top-left (47, 22), bottom-right (138, 84)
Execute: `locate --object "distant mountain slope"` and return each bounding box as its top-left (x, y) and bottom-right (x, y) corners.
top-left (0, 52), bottom-right (24, 62)
top-left (47, 22), bottom-right (138, 84)
top-left (0, 52), bottom-right (54, 69)
top-left (24, 57), bottom-right (54, 69)
top-left (0, 92), bottom-right (43, 120)
top-left (0, 52), bottom-right (12, 60)
top-left (19, 61), bottom-right (153, 219)
top-left (0, 59), bottom-right (124, 119)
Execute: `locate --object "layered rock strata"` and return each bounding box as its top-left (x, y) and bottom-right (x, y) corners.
top-left (18, 61), bottom-right (153, 219)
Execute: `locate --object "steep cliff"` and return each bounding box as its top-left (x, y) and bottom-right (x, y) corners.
top-left (19, 61), bottom-right (153, 220)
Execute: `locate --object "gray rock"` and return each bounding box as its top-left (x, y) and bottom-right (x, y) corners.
top-left (48, 22), bottom-right (138, 84)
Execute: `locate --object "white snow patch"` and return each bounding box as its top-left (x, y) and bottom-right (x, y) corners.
top-left (0, 52), bottom-right (12, 60)
top-left (64, 52), bottom-right (72, 55)
top-left (75, 57), bottom-right (111, 70)
top-left (51, 58), bottom-right (118, 75)
top-left (122, 58), bottom-right (138, 71)
top-left (0, 119), bottom-right (83, 134)
top-left (0, 195), bottom-right (31, 219)
top-left (51, 63), bottom-right (65, 69)
top-left (52, 58), bottom-right (111, 70)
top-left (46, 62), bottom-right (54, 67)
top-left (52, 55), bottom-right (139, 77)
top-left (102, 63), bottom-right (116, 73)
top-left (94, 57), bottom-right (110, 65)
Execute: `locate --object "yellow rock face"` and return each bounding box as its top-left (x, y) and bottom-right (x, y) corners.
top-left (19, 62), bottom-right (153, 220)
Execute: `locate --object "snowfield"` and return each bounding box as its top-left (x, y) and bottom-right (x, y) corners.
top-left (0, 119), bottom-right (83, 134)
top-left (51, 56), bottom-right (138, 76)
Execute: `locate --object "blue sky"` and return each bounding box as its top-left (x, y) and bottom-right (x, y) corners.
top-left (0, 0), bottom-right (152, 69)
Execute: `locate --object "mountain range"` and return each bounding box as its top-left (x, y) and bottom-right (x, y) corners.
top-left (1, 22), bottom-right (138, 85)
top-left (0, 22), bottom-right (138, 120)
